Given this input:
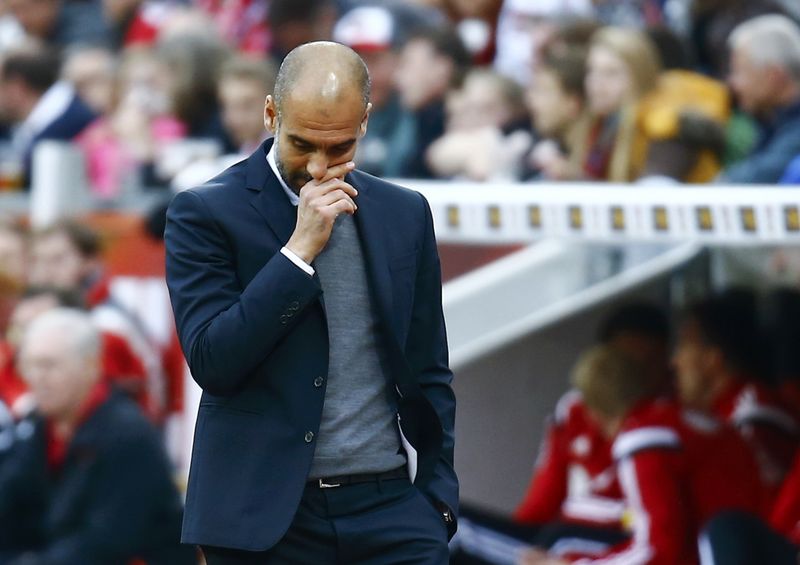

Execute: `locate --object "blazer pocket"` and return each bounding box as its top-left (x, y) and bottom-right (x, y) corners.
top-left (198, 402), bottom-right (264, 416)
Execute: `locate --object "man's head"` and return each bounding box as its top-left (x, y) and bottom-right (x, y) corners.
top-left (333, 6), bottom-right (398, 109)
top-left (728, 15), bottom-right (800, 117)
top-left (0, 45), bottom-right (61, 124)
top-left (572, 344), bottom-right (651, 439)
top-left (528, 46), bottom-right (586, 137)
top-left (7, 286), bottom-right (85, 347)
top-left (394, 26), bottom-right (470, 111)
top-left (29, 220), bottom-right (101, 291)
top-left (219, 56), bottom-right (277, 151)
top-left (62, 45), bottom-right (116, 115)
top-left (7, 0), bottom-right (61, 40)
top-left (17, 308), bottom-right (101, 422)
top-left (598, 302), bottom-right (671, 391)
top-left (673, 290), bottom-right (762, 411)
top-left (264, 41), bottom-right (371, 192)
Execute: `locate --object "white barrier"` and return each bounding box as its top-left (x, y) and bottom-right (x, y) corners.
top-left (399, 181), bottom-right (800, 245)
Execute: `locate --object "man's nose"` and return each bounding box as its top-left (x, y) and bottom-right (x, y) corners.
top-left (307, 153), bottom-right (328, 181)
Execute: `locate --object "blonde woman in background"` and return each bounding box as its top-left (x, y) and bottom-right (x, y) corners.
top-left (567, 26), bottom-right (661, 182)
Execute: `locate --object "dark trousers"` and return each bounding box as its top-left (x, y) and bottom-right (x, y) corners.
top-left (202, 476), bottom-right (449, 564)
top-left (700, 510), bottom-right (798, 565)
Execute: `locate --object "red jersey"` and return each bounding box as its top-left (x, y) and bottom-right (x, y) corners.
top-left (573, 399), bottom-right (763, 565)
top-left (713, 379), bottom-right (799, 498)
top-left (515, 391), bottom-right (625, 528)
top-left (770, 452), bottom-right (800, 546)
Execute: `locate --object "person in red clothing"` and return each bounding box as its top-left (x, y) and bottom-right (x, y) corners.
top-left (698, 450), bottom-right (800, 564)
top-left (29, 220), bottom-right (165, 419)
top-left (452, 303), bottom-right (670, 564)
top-left (0, 308), bottom-right (194, 563)
top-left (523, 345), bottom-right (764, 565)
top-left (673, 291), bottom-right (799, 501)
top-left (2, 286), bottom-right (152, 418)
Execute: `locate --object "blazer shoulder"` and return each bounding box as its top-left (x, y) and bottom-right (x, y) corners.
top-left (171, 158), bottom-right (249, 207)
top-left (350, 169), bottom-right (424, 205)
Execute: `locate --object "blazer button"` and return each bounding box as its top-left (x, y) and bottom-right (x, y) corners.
top-left (280, 314), bottom-right (288, 325)
top-left (313, 376), bottom-right (324, 388)
top-left (304, 431), bottom-right (314, 443)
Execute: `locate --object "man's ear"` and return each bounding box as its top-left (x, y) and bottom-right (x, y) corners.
top-left (359, 102), bottom-right (372, 137)
top-left (264, 95), bottom-right (278, 133)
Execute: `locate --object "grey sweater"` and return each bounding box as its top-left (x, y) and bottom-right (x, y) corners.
top-left (308, 214), bottom-right (406, 479)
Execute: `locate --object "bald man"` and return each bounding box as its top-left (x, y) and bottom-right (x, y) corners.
top-left (165, 42), bottom-right (457, 563)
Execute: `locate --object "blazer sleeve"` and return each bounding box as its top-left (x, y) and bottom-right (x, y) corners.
top-left (165, 189), bottom-right (322, 395)
top-left (405, 193), bottom-right (458, 522)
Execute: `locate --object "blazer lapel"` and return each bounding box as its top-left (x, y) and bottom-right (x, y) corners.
top-left (351, 178), bottom-right (399, 343)
top-left (246, 140), bottom-right (296, 245)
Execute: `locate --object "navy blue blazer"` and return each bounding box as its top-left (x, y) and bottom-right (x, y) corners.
top-left (165, 139), bottom-right (458, 551)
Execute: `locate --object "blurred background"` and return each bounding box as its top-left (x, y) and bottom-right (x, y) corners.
top-left (0, 0), bottom-right (800, 563)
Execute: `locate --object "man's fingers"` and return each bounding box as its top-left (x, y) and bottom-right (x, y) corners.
top-left (304, 178), bottom-right (357, 201)
top-left (314, 189), bottom-right (357, 210)
top-left (320, 161), bottom-right (355, 183)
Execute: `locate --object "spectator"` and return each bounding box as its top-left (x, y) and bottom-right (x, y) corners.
top-left (156, 32), bottom-right (233, 152)
top-left (28, 220), bottom-right (165, 419)
top-left (567, 26), bottom-right (661, 182)
top-left (0, 308), bottom-right (194, 563)
top-left (268, 0), bottom-right (338, 61)
top-left (521, 344), bottom-right (763, 565)
top-left (3, 286), bottom-right (153, 419)
top-left (636, 69), bottom-right (730, 183)
top-left (61, 44), bottom-right (116, 116)
top-left (493, 0), bottom-right (593, 87)
top-left (332, 5), bottom-right (407, 178)
top-left (195, 0), bottom-right (269, 54)
top-left (526, 46), bottom-right (587, 181)
top-left (0, 44), bottom-right (96, 187)
top-left (102, 0), bottom-right (173, 49)
top-left (426, 67), bottom-right (531, 181)
top-left (7, 0), bottom-right (109, 48)
top-left (394, 25), bottom-right (471, 178)
top-left (77, 47), bottom-right (187, 197)
top-left (673, 291), bottom-right (800, 502)
top-left (0, 218), bottom-right (26, 290)
top-left (218, 55), bottom-right (276, 156)
top-left (720, 15), bottom-right (800, 184)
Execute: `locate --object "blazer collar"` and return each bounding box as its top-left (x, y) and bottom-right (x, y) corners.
top-left (247, 139), bottom-right (296, 245)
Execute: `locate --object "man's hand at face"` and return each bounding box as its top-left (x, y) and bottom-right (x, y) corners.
top-left (286, 161), bottom-right (357, 263)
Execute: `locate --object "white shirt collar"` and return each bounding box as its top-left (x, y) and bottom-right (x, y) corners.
top-left (12, 81), bottom-right (75, 153)
top-left (266, 142), bottom-right (299, 206)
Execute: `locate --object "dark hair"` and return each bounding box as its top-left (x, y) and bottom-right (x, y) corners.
top-left (269, 0), bottom-right (331, 25)
top-left (21, 285), bottom-right (86, 310)
top-left (1, 46), bottom-right (61, 93)
top-left (687, 288), bottom-right (764, 377)
top-left (539, 45), bottom-right (587, 99)
top-left (598, 302), bottom-right (670, 343)
top-left (646, 26), bottom-right (694, 70)
top-left (407, 26), bottom-right (471, 89)
top-left (35, 219), bottom-right (101, 259)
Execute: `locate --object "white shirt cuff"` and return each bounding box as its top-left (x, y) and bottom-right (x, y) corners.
top-left (280, 247), bottom-right (315, 276)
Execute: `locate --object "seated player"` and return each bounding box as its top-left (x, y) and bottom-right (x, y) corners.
top-left (673, 290), bottom-right (799, 503)
top-left (523, 345), bottom-right (764, 565)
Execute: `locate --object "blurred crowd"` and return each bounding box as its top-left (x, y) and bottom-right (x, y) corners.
top-left (0, 0), bottom-right (799, 563)
top-left (0, 0), bottom-right (799, 196)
